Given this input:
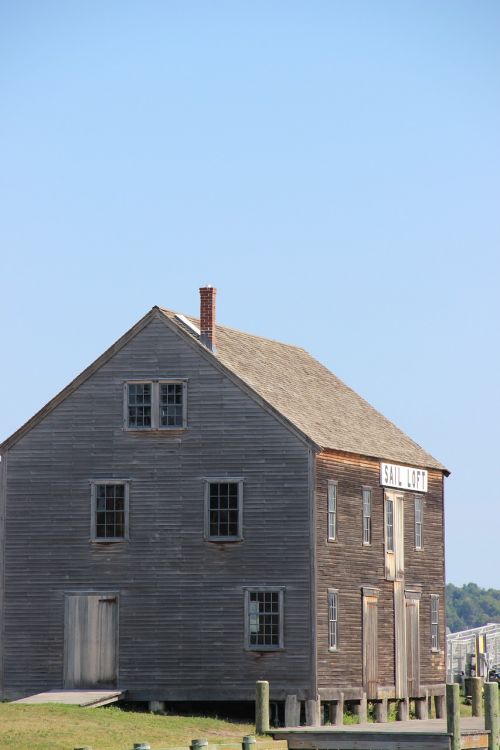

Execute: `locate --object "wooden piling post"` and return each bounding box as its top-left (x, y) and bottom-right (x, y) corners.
top-left (374, 699), bottom-right (388, 723)
top-left (484, 682), bottom-right (499, 750)
top-left (397, 698), bottom-right (409, 721)
top-left (242, 735), bottom-right (256, 750)
top-left (434, 693), bottom-right (445, 719)
top-left (285, 695), bottom-right (300, 726)
top-left (471, 677), bottom-right (483, 717)
top-left (255, 681), bottom-right (270, 734)
top-left (415, 695), bottom-right (429, 720)
top-left (331, 693), bottom-right (344, 725)
top-left (446, 683), bottom-right (460, 750)
top-left (356, 695), bottom-right (367, 723)
top-left (305, 698), bottom-right (320, 726)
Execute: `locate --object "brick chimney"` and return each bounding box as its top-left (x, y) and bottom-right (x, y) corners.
top-left (199, 285), bottom-right (217, 352)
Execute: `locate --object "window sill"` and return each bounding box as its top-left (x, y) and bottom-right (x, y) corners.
top-left (207, 537), bottom-right (244, 544)
top-left (124, 427), bottom-right (187, 433)
top-left (245, 646), bottom-right (285, 653)
top-left (328, 647), bottom-right (338, 653)
top-left (90, 538), bottom-right (129, 545)
top-left (327, 538), bottom-right (337, 543)
top-left (362, 542), bottom-right (372, 547)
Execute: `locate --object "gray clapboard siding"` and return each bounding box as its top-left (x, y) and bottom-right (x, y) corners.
top-left (0, 453), bottom-right (6, 697)
top-left (2, 316), bottom-right (312, 700)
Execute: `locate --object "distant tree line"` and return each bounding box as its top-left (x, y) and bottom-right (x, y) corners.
top-left (447, 583), bottom-right (500, 632)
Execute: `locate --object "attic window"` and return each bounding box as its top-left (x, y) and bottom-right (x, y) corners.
top-left (160, 383), bottom-right (184, 427)
top-left (128, 383), bottom-right (152, 428)
top-left (125, 380), bottom-right (187, 430)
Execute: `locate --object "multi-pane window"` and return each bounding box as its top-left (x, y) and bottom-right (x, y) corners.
top-left (127, 383), bottom-right (152, 428)
top-left (415, 495), bottom-right (423, 550)
top-left (91, 482), bottom-right (129, 541)
top-left (160, 383), bottom-right (184, 427)
top-left (125, 380), bottom-right (187, 430)
top-left (385, 497), bottom-right (394, 552)
top-left (205, 480), bottom-right (243, 541)
top-left (245, 588), bottom-right (284, 649)
top-left (431, 594), bottom-right (439, 651)
top-left (327, 480), bottom-right (337, 541)
top-left (328, 589), bottom-right (338, 650)
top-left (362, 487), bottom-right (372, 545)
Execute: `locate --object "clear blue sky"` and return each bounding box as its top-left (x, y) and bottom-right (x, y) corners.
top-left (1, 1), bottom-right (499, 588)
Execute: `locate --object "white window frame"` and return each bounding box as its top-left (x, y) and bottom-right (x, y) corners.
top-left (328, 588), bottom-right (339, 651)
top-left (123, 379), bottom-right (187, 430)
top-left (431, 594), bottom-right (439, 652)
top-left (415, 495), bottom-right (424, 550)
top-left (204, 478), bottom-right (244, 542)
top-left (244, 586), bottom-right (285, 651)
top-left (90, 479), bottom-right (130, 542)
top-left (362, 486), bottom-right (372, 546)
top-left (327, 480), bottom-right (337, 541)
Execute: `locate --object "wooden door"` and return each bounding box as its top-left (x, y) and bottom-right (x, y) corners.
top-left (362, 588), bottom-right (379, 699)
top-left (384, 492), bottom-right (405, 581)
top-left (64, 594), bottom-right (118, 688)
top-left (394, 580), bottom-right (408, 698)
top-left (405, 592), bottom-right (421, 697)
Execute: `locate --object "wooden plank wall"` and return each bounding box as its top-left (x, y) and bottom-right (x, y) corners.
top-left (315, 451), bottom-right (445, 694)
top-left (2, 314), bottom-right (312, 701)
top-left (405, 469), bottom-right (446, 688)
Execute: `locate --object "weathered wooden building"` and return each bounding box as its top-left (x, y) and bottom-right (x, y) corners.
top-left (0, 287), bottom-right (448, 715)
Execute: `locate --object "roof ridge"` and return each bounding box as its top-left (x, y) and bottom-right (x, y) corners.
top-left (158, 306), bottom-right (307, 352)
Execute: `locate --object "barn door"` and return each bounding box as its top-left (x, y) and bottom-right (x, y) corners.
top-left (405, 589), bottom-right (421, 697)
top-left (362, 587), bottom-right (379, 699)
top-left (64, 594), bottom-right (118, 688)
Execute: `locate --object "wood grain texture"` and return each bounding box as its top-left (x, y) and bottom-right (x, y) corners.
top-left (314, 451), bottom-right (445, 696)
top-left (0, 453), bottom-right (6, 697)
top-left (362, 592), bottom-right (379, 699)
top-left (1, 311), bottom-right (447, 703)
top-left (64, 594), bottom-right (118, 689)
top-left (2, 317), bottom-right (312, 700)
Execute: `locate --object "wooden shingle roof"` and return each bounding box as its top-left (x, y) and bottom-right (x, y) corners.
top-left (160, 308), bottom-right (447, 472)
top-left (0, 305), bottom-right (447, 473)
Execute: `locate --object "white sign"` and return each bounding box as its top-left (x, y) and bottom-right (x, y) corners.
top-left (380, 462), bottom-right (428, 493)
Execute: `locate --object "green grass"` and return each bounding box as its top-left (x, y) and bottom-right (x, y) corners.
top-left (0, 704), bottom-right (282, 750)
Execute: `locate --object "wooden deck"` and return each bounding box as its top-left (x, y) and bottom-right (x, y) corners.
top-left (270, 718), bottom-right (489, 750)
top-left (12, 689), bottom-right (125, 708)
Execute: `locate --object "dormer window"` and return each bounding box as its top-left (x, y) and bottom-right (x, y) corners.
top-left (125, 380), bottom-right (187, 430)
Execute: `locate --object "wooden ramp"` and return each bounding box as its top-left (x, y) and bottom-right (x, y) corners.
top-left (12, 689), bottom-right (125, 708)
top-left (270, 717), bottom-right (489, 750)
